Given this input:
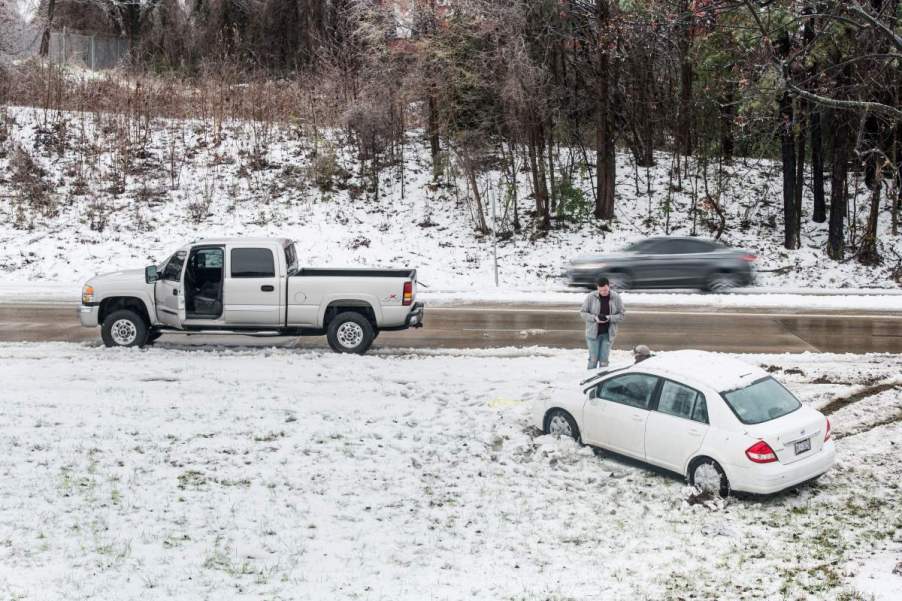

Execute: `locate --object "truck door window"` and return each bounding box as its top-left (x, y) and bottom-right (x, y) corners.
top-left (162, 251), bottom-right (186, 281)
top-left (231, 248), bottom-right (275, 278)
top-left (284, 244), bottom-right (298, 276)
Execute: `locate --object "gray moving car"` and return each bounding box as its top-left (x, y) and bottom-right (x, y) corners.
top-left (565, 236), bottom-right (757, 291)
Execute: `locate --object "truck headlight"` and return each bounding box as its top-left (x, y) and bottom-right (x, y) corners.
top-left (82, 285), bottom-right (95, 304)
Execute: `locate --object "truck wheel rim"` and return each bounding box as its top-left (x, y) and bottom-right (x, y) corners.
top-left (336, 322), bottom-right (364, 348)
top-left (111, 319), bottom-right (137, 345)
top-left (548, 414), bottom-right (572, 438)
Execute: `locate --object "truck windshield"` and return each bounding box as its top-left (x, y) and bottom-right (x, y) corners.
top-left (721, 377), bottom-right (801, 424)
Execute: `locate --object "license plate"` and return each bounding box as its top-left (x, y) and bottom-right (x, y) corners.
top-left (794, 438), bottom-right (811, 455)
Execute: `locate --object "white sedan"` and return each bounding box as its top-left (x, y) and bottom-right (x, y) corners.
top-left (533, 350), bottom-right (835, 495)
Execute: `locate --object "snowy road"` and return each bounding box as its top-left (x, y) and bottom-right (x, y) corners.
top-left (1, 343), bottom-right (900, 600)
top-left (1, 302), bottom-right (902, 353)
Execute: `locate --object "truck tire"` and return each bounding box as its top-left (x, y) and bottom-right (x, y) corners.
top-left (101, 309), bottom-right (149, 348)
top-left (326, 311), bottom-right (375, 354)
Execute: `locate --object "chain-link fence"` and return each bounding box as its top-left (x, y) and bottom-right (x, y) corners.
top-left (3, 25), bottom-right (129, 71)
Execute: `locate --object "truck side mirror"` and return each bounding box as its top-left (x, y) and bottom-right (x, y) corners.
top-left (145, 265), bottom-right (159, 284)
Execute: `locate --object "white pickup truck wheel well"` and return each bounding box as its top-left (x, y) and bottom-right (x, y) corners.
top-left (99, 297), bottom-right (152, 328)
top-left (323, 302), bottom-right (377, 328)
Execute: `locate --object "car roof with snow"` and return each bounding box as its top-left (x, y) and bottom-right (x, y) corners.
top-left (636, 350), bottom-right (767, 393)
top-left (192, 237), bottom-right (292, 247)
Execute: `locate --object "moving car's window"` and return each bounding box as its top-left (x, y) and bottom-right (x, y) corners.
top-left (722, 377), bottom-right (801, 424)
top-left (162, 251), bottom-right (186, 281)
top-left (625, 240), bottom-right (655, 253)
top-left (600, 374), bottom-right (658, 409)
top-left (670, 240), bottom-right (714, 254)
top-left (657, 380), bottom-right (700, 419)
top-left (231, 248), bottom-right (275, 278)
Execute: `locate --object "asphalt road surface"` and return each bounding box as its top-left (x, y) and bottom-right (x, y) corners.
top-left (1, 302), bottom-right (901, 354)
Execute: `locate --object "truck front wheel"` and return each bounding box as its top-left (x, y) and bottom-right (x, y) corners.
top-left (326, 312), bottom-right (375, 354)
top-left (101, 310), bottom-right (149, 348)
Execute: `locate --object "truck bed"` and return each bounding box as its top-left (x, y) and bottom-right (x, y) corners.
top-left (294, 268), bottom-right (415, 278)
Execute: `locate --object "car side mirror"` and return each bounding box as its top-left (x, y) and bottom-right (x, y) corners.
top-left (145, 265), bottom-right (159, 284)
top-left (588, 387), bottom-right (598, 400)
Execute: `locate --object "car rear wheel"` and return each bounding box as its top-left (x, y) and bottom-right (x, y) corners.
top-left (326, 312), bottom-right (375, 354)
top-left (101, 310), bottom-right (148, 348)
top-left (689, 458), bottom-right (730, 497)
top-left (705, 271), bottom-right (739, 293)
top-left (544, 409), bottom-right (580, 442)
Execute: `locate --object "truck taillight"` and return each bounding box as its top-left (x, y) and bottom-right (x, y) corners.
top-left (402, 281), bottom-right (413, 306)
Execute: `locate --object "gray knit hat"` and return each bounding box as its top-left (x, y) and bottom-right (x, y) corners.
top-left (633, 344), bottom-right (652, 357)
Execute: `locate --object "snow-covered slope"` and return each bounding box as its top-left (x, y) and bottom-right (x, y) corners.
top-left (1, 104), bottom-right (900, 295)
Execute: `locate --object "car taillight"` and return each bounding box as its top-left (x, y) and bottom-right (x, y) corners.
top-left (741, 254), bottom-right (757, 262)
top-left (745, 440), bottom-right (778, 463)
top-left (402, 281), bottom-right (413, 306)
top-left (824, 417), bottom-right (831, 442)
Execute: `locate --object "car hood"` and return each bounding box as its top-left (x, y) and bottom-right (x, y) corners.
top-left (86, 268), bottom-right (149, 289)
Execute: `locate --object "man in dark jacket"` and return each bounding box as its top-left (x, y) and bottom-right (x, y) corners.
top-left (579, 276), bottom-right (626, 370)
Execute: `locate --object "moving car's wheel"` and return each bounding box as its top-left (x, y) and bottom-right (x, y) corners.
top-left (326, 312), bottom-right (375, 354)
top-left (101, 310), bottom-right (148, 348)
top-left (607, 271), bottom-right (632, 291)
top-left (544, 409), bottom-right (580, 442)
top-left (705, 271), bottom-right (739, 293)
top-left (689, 458), bottom-right (730, 497)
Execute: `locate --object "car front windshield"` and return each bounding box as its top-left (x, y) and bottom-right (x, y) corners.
top-left (721, 377), bottom-right (801, 424)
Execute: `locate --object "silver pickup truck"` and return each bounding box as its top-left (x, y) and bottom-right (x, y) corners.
top-left (78, 237), bottom-right (424, 353)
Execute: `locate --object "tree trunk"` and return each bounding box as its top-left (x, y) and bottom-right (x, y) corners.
top-left (594, 0), bottom-right (615, 220)
top-left (719, 87), bottom-right (735, 164)
top-left (793, 98), bottom-right (806, 240)
top-left (428, 94), bottom-right (440, 174)
top-left (858, 175), bottom-right (882, 266)
top-left (828, 113), bottom-right (849, 260)
top-left (810, 109), bottom-right (826, 222)
top-left (677, 0), bottom-right (694, 156)
top-left (780, 93), bottom-right (799, 250)
top-left (40, 0), bottom-right (57, 57)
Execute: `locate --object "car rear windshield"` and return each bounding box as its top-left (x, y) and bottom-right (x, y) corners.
top-left (721, 377), bottom-right (801, 424)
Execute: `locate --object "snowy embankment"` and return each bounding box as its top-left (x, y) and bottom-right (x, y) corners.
top-left (1, 343), bottom-right (900, 600)
top-left (1, 104), bottom-right (900, 306)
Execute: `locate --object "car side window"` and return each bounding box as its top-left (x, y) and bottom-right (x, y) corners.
top-left (691, 395), bottom-right (709, 424)
top-left (657, 380), bottom-right (700, 420)
top-left (162, 251), bottom-right (186, 281)
top-left (231, 248), bottom-right (275, 278)
top-left (600, 374), bottom-right (659, 410)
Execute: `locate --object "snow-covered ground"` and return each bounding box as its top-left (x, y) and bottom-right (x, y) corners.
top-left (1, 104), bottom-right (900, 302)
top-left (1, 342), bottom-right (900, 600)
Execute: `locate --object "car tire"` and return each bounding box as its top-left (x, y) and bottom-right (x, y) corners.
top-left (607, 271), bottom-right (632, 291)
top-left (544, 409), bottom-right (581, 443)
top-left (689, 458), bottom-right (730, 498)
top-left (101, 310), bottom-right (148, 348)
top-left (705, 271), bottom-right (739, 293)
top-left (326, 311), bottom-right (375, 354)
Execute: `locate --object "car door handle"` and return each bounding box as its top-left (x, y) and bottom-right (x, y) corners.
top-left (172, 289), bottom-right (178, 296)
top-left (261, 285), bottom-right (274, 292)
top-left (689, 429), bottom-right (702, 435)
top-left (632, 415), bottom-right (644, 422)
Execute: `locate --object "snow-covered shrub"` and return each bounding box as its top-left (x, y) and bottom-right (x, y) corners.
top-left (9, 144), bottom-right (55, 228)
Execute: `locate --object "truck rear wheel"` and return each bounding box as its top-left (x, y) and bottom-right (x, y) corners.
top-left (101, 310), bottom-right (149, 348)
top-left (326, 312), bottom-right (375, 354)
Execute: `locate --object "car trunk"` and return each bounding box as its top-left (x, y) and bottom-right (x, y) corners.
top-left (743, 406), bottom-right (827, 464)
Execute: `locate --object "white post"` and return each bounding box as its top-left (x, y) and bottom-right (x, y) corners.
top-left (90, 35), bottom-right (95, 71)
top-left (491, 186), bottom-right (499, 287)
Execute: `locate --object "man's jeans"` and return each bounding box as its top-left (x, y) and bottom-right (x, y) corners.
top-left (586, 333), bottom-right (611, 370)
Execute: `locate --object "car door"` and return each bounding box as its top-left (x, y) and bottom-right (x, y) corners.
top-left (665, 239), bottom-right (717, 287)
top-left (223, 247), bottom-right (282, 325)
top-left (644, 379), bottom-right (710, 472)
top-left (582, 373), bottom-right (659, 459)
top-left (631, 240), bottom-right (675, 286)
top-left (154, 250), bottom-right (186, 328)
